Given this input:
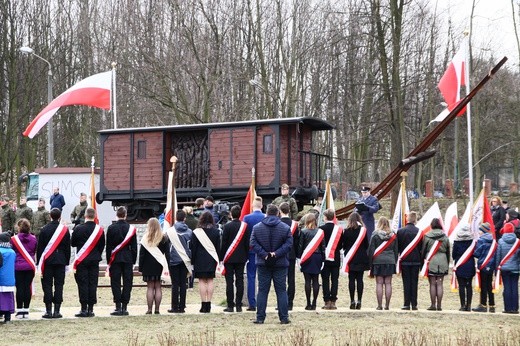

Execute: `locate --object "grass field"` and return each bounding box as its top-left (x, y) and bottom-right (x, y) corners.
top-left (3, 270), bottom-right (520, 346)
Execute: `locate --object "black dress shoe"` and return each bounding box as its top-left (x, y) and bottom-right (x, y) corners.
top-left (350, 302), bottom-right (356, 310)
top-left (412, 306), bottom-right (418, 311)
top-left (52, 312), bottom-right (63, 319)
top-left (401, 306), bottom-right (410, 310)
top-left (236, 306), bottom-right (243, 312)
top-left (110, 309), bottom-right (124, 316)
top-left (42, 311), bottom-right (54, 319)
top-left (280, 320), bottom-right (291, 324)
top-left (252, 320), bottom-right (264, 324)
top-left (246, 307), bottom-right (256, 311)
top-left (167, 308), bottom-right (177, 313)
top-left (75, 311), bottom-right (89, 318)
top-left (355, 302), bottom-right (362, 310)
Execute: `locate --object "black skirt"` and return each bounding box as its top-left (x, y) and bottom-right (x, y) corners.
top-left (300, 253), bottom-right (323, 275)
top-left (371, 264), bottom-right (395, 276)
top-left (142, 275), bottom-right (161, 282)
top-left (194, 271), bottom-right (215, 279)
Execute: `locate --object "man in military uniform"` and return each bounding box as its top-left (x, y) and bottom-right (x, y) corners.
top-left (15, 196), bottom-right (33, 226)
top-left (32, 198), bottom-right (50, 237)
top-left (273, 184), bottom-right (298, 220)
top-left (71, 192), bottom-right (88, 226)
top-left (0, 197), bottom-right (16, 235)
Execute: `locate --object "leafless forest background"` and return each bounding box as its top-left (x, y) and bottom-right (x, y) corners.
top-left (1, 0), bottom-right (519, 200)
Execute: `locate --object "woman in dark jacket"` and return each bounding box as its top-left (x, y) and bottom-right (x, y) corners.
top-left (297, 213), bottom-right (325, 310)
top-left (490, 196), bottom-right (506, 235)
top-left (342, 212), bottom-right (369, 310)
top-left (191, 211), bottom-right (221, 313)
top-left (139, 218), bottom-right (170, 314)
top-left (368, 217), bottom-right (398, 310)
top-left (452, 225), bottom-right (476, 311)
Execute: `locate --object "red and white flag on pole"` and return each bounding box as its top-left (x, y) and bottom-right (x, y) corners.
top-left (431, 38), bottom-right (467, 123)
top-left (239, 169), bottom-right (256, 221)
top-left (318, 175), bottom-right (337, 226)
top-left (391, 179), bottom-right (409, 232)
top-left (444, 202), bottom-right (458, 238)
top-left (23, 71), bottom-right (112, 138)
top-left (164, 171), bottom-right (177, 229)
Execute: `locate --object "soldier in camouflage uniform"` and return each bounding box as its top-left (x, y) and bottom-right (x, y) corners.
top-left (32, 198), bottom-right (50, 237)
top-left (272, 184), bottom-right (298, 220)
top-left (0, 197), bottom-right (16, 234)
top-left (71, 193), bottom-right (88, 226)
top-left (15, 196), bottom-right (33, 227)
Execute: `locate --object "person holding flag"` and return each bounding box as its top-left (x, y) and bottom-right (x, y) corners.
top-left (105, 206), bottom-right (138, 316)
top-left (396, 211), bottom-right (421, 311)
top-left (342, 212), bottom-right (369, 310)
top-left (10, 218), bottom-right (37, 319)
top-left (451, 225), bottom-right (476, 312)
top-left (368, 217), bottom-right (398, 310)
top-left (319, 208), bottom-right (343, 310)
top-left (472, 222), bottom-right (496, 313)
top-left (36, 208), bottom-right (70, 319)
top-left (297, 213), bottom-right (325, 311)
top-left (421, 218), bottom-right (450, 311)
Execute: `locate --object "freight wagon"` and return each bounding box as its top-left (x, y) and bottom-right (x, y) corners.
top-left (97, 117), bottom-right (333, 220)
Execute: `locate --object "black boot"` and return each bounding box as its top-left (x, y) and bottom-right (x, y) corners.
top-left (122, 303), bottom-right (129, 316)
top-left (110, 302), bottom-right (123, 316)
top-left (53, 304), bottom-right (62, 318)
top-left (206, 302), bottom-right (211, 313)
top-left (87, 304), bottom-right (95, 317)
top-left (42, 303), bottom-right (53, 319)
top-left (200, 302), bottom-right (205, 313)
top-left (75, 304), bottom-right (89, 318)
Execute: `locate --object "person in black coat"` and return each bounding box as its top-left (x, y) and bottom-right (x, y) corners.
top-left (396, 211), bottom-right (421, 310)
top-left (70, 207), bottom-right (105, 317)
top-left (490, 196), bottom-right (506, 237)
top-left (36, 208), bottom-right (71, 319)
top-left (138, 218), bottom-right (170, 314)
top-left (191, 211), bottom-right (221, 313)
top-left (342, 212), bottom-right (369, 310)
top-left (220, 205), bottom-right (249, 312)
top-left (452, 225), bottom-right (476, 311)
top-left (319, 208), bottom-right (342, 310)
top-left (279, 202), bottom-right (299, 310)
top-left (106, 206), bottom-right (138, 316)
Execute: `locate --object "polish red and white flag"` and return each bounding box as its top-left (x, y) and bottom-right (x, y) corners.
top-left (23, 71), bottom-right (111, 138)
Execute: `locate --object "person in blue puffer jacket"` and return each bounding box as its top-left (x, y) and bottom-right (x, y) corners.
top-left (496, 220), bottom-right (520, 314)
top-left (0, 233), bottom-right (16, 323)
top-left (473, 222), bottom-right (496, 312)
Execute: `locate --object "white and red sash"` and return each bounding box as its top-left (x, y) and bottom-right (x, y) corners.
top-left (474, 239), bottom-right (498, 290)
top-left (368, 233), bottom-right (397, 276)
top-left (324, 224), bottom-right (343, 261)
top-left (140, 236), bottom-right (170, 281)
top-left (450, 241), bottom-right (476, 292)
top-left (299, 229), bottom-right (324, 266)
top-left (341, 226), bottom-right (366, 275)
top-left (219, 222), bottom-right (247, 275)
top-left (106, 225), bottom-right (137, 275)
top-left (419, 240), bottom-right (442, 277)
top-left (493, 238), bottom-right (520, 292)
top-left (396, 230), bottom-right (424, 274)
top-left (37, 224), bottom-right (68, 276)
top-left (72, 225), bottom-right (104, 273)
top-left (193, 228), bottom-right (219, 267)
top-left (290, 220), bottom-right (299, 236)
top-left (11, 235), bottom-right (36, 272)
top-left (166, 227), bottom-right (193, 277)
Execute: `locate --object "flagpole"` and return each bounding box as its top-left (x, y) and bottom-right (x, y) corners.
top-left (170, 156), bottom-right (178, 223)
top-left (112, 62), bottom-right (117, 129)
top-left (464, 31), bottom-right (474, 207)
top-left (400, 172), bottom-right (407, 226)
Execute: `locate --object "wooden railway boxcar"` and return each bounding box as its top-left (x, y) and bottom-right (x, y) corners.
top-left (97, 117), bottom-right (333, 220)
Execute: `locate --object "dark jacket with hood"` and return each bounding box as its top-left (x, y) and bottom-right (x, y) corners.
top-left (368, 230), bottom-right (398, 268)
top-left (452, 227), bottom-right (476, 279)
top-left (421, 228), bottom-right (450, 275)
top-left (397, 223), bottom-right (422, 266)
top-left (168, 221), bottom-right (192, 266)
top-left (474, 232), bottom-right (496, 271)
top-left (250, 215), bottom-right (292, 267)
top-left (496, 233), bottom-right (520, 273)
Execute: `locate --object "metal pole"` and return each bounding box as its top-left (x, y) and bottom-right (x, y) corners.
top-left (47, 68), bottom-right (54, 167)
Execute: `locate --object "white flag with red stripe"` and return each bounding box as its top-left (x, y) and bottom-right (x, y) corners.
top-left (444, 202), bottom-right (458, 238)
top-left (318, 176), bottom-right (336, 226)
top-left (164, 171), bottom-right (177, 229)
top-left (23, 71), bottom-right (112, 138)
top-left (391, 180), bottom-right (409, 232)
top-left (450, 203), bottom-right (471, 242)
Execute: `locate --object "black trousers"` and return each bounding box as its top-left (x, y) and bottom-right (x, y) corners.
top-left (170, 264), bottom-right (189, 309)
top-left (224, 262), bottom-right (245, 308)
top-left (321, 265), bottom-right (340, 302)
top-left (401, 265), bottom-right (420, 307)
top-left (41, 264), bottom-right (66, 304)
top-left (15, 270), bottom-right (35, 309)
top-left (109, 262), bottom-right (134, 304)
top-left (74, 263), bottom-right (99, 306)
top-left (480, 270), bottom-right (495, 306)
top-left (287, 259), bottom-right (296, 306)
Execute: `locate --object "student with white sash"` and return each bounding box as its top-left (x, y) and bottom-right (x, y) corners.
top-left (279, 202), bottom-right (299, 311)
top-left (166, 209), bottom-right (192, 314)
top-left (297, 213), bottom-right (325, 311)
top-left (220, 205), bottom-right (249, 312)
top-left (191, 211), bottom-right (221, 313)
top-left (106, 206), bottom-right (138, 316)
top-left (36, 208), bottom-right (70, 319)
top-left (451, 225), bottom-right (476, 311)
top-left (472, 222), bottom-right (496, 313)
top-left (71, 207), bottom-right (105, 318)
top-left (496, 220), bottom-right (520, 314)
top-left (368, 217), bottom-right (398, 310)
top-left (421, 218), bottom-right (450, 311)
top-left (319, 208), bottom-right (343, 310)
top-left (11, 218), bottom-right (37, 319)
top-left (342, 212), bottom-right (369, 310)
top-left (139, 218), bottom-right (170, 314)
